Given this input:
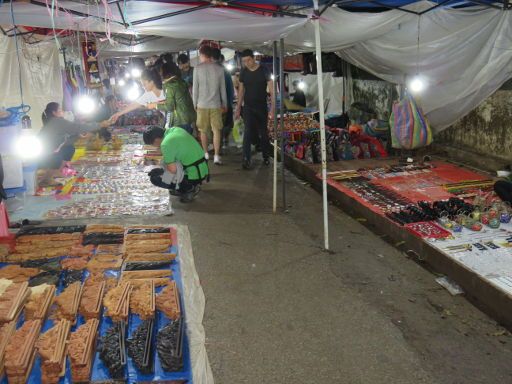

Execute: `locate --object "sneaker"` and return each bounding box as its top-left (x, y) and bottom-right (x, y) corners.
top-left (214, 155), bottom-right (222, 165)
top-left (263, 158), bottom-right (270, 166)
top-left (204, 152), bottom-right (210, 161)
top-left (242, 159), bottom-right (252, 170)
top-left (180, 185), bottom-right (201, 203)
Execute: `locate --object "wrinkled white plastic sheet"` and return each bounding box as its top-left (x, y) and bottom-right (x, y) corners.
top-left (0, 34), bottom-right (63, 130)
top-left (2, 1), bottom-right (512, 131)
top-left (284, 1), bottom-right (512, 131)
top-left (175, 224), bottom-right (214, 384)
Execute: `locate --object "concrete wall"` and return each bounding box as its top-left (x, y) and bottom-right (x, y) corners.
top-left (352, 80), bottom-right (396, 120)
top-left (436, 88), bottom-right (512, 163)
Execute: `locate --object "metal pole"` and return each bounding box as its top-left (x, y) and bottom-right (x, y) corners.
top-left (313, 0), bottom-right (329, 250)
top-left (272, 41), bottom-right (278, 213)
top-left (279, 38), bottom-right (286, 211)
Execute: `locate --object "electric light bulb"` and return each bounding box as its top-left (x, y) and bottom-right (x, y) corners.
top-left (15, 134), bottom-right (42, 159)
top-left (225, 63), bottom-right (234, 71)
top-left (297, 81), bottom-right (306, 90)
top-left (75, 95), bottom-right (96, 115)
top-left (409, 76), bottom-right (426, 93)
top-left (127, 85), bottom-right (141, 101)
top-left (118, 79), bottom-right (126, 87)
top-left (131, 68), bottom-right (142, 78)
top-left (271, 74), bottom-right (275, 80)
top-left (125, 72), bottom-right (131, 79)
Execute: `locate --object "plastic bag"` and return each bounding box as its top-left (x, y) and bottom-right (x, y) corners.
top-left (390, 93), bottom-right (433, 149)
top-left (233, 119), bottom-right (244, 145)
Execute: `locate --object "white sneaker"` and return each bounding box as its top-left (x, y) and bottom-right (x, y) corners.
top-left (204, 152), bottom-right (210, 160)
top-left (214, 155), bottom-right (222, 165)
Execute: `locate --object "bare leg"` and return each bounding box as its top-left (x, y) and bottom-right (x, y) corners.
top-left (213, 129), bottom-right (221, 157)
top-left (200, 132), bottom-right (209, 153)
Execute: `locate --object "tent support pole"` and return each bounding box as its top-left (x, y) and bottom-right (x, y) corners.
top-left (279, 38), bottom-right (286, 211)
top-left (273, 41), bottom-right (278, 214)
top-left (313, 0), bottom-right (329, 250)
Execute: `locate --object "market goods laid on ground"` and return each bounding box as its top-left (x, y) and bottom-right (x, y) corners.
top-left (0, 224), bottom-right (195, 383)
top-left (321, 159), bottom-right (512, 299)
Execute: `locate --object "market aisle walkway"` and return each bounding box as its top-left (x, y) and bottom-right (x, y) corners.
top-left (48, 154), bottom-right (512, 383)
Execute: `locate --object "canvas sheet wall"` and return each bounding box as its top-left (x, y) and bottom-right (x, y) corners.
top-left (0, 34), bottom-right (63, 130)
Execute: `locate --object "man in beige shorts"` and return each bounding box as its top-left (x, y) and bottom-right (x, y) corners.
top-left (193, 45), bottom-right (227, 165)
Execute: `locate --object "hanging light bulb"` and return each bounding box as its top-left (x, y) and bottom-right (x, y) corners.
top-left (126, 85), bottom-right (141, 101)
top-left (75, 95), bottom-right (96, 115)
top-left (14, 133), bottom-right (42, 159)
top-left (297, 80), bottom-right (306, 90)
top-left (225, 63), bottom-right (234, 71)
top-left (271, 74), bottom-right (275, 80)
top-left (125, 72), bottom-right (131, 79)
top-left (408, 76), bottom-right (426, 94)
top-left (131, 68), bottom-right (142, 78)
top-left (118, 79), bottom-right (126, 87)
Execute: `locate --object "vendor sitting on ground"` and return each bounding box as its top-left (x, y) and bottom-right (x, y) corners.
top-left (110, 68), bottom-right (164, 123)
top-left (38, 102), bottom-right (110, 185)
top-left (143, 126), bottom-right (209, 203)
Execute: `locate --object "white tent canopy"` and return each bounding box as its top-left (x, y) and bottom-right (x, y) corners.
top-left (2, 1), bottom-right (511, 131)
top-left (285, 2), bottom-right (512, 132)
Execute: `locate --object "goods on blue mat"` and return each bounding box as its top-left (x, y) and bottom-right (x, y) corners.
top-left (52, 281), bottom-right (81, 323)
top-left (69, 319), bottom-right (99, 383)
top-left (157, 319), bottom-right (184, 372)
top-left (0, 321), bottom-right (16, 379)
top-left (129, 279), bottom-right (155, 320)
top-left (79, 279), bottom-right (106, 320)
top-left (99, 324), bottom-right (126, 380)
top-left (125, 253), bottom-right (176, 263)
top-left (127, 319), bottom-right (154, 374)
top-left (24, 284), bottom-right (55, 321)
top-left (4, 319), bottom-right (41, 384)
top-left (0, 265), bottom-right (40, 282)
top-left (156, 281), bottom-right (181, 321)
top-left (0, 224), bottom-right (190, 383)
top-left (0, 281), bottom-right (30, 322)
top-left (104, 282), bottom-right (132, 322)
top-left (62, 269), bottom-right (84, 287)
top-left (36, 320), bottom-right (71, 384)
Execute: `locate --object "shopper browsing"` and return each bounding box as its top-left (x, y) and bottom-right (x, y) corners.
top-left (211, 49), bottom-right (235, 148)
top-left (143, 126), bottom-right (209, 203)
top-left (147, 62), bottom-right (196, 134)
top-left (235, 49), bottom-right (275, 169)
top-left (192, 45), bottom-right (228, 165)
top-left (110, 69), bottom-right (165, 123)
top-left (178, 53), bottom-right (194, 90)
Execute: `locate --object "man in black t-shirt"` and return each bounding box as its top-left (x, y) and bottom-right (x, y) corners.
top-left (235, 49), bottom-right (275, 169)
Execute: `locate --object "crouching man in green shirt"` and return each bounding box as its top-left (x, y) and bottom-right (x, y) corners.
top-left (144, 126), bottom-right (209, 203)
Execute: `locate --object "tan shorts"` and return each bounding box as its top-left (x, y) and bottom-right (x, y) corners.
top-left (196, 108), bottom-right (223, 133)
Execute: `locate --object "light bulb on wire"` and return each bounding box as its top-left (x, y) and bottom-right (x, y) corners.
top-left (225, 63), bottom-right (234, 71)
top-left (131, 68), bottom-right (142, 78)
top-left (408, 76), bottom-right (426, 94)
top-left (75, 95), bottom-right (96, 115)
top-left (297, 80), bottom-right (306, 90)
top-left (126, 85), bottom-right (141, 101)
top-left (14, 134), bottom-right (42, 159)
top-left (118, 79), bottom-right (126, 87)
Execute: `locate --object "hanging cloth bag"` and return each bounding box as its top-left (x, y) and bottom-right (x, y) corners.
top-left (390, 93), bottom-right (432, 149)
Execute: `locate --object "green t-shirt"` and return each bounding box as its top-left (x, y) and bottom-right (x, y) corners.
top-left (161, 127), bottom-right (209, 181)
